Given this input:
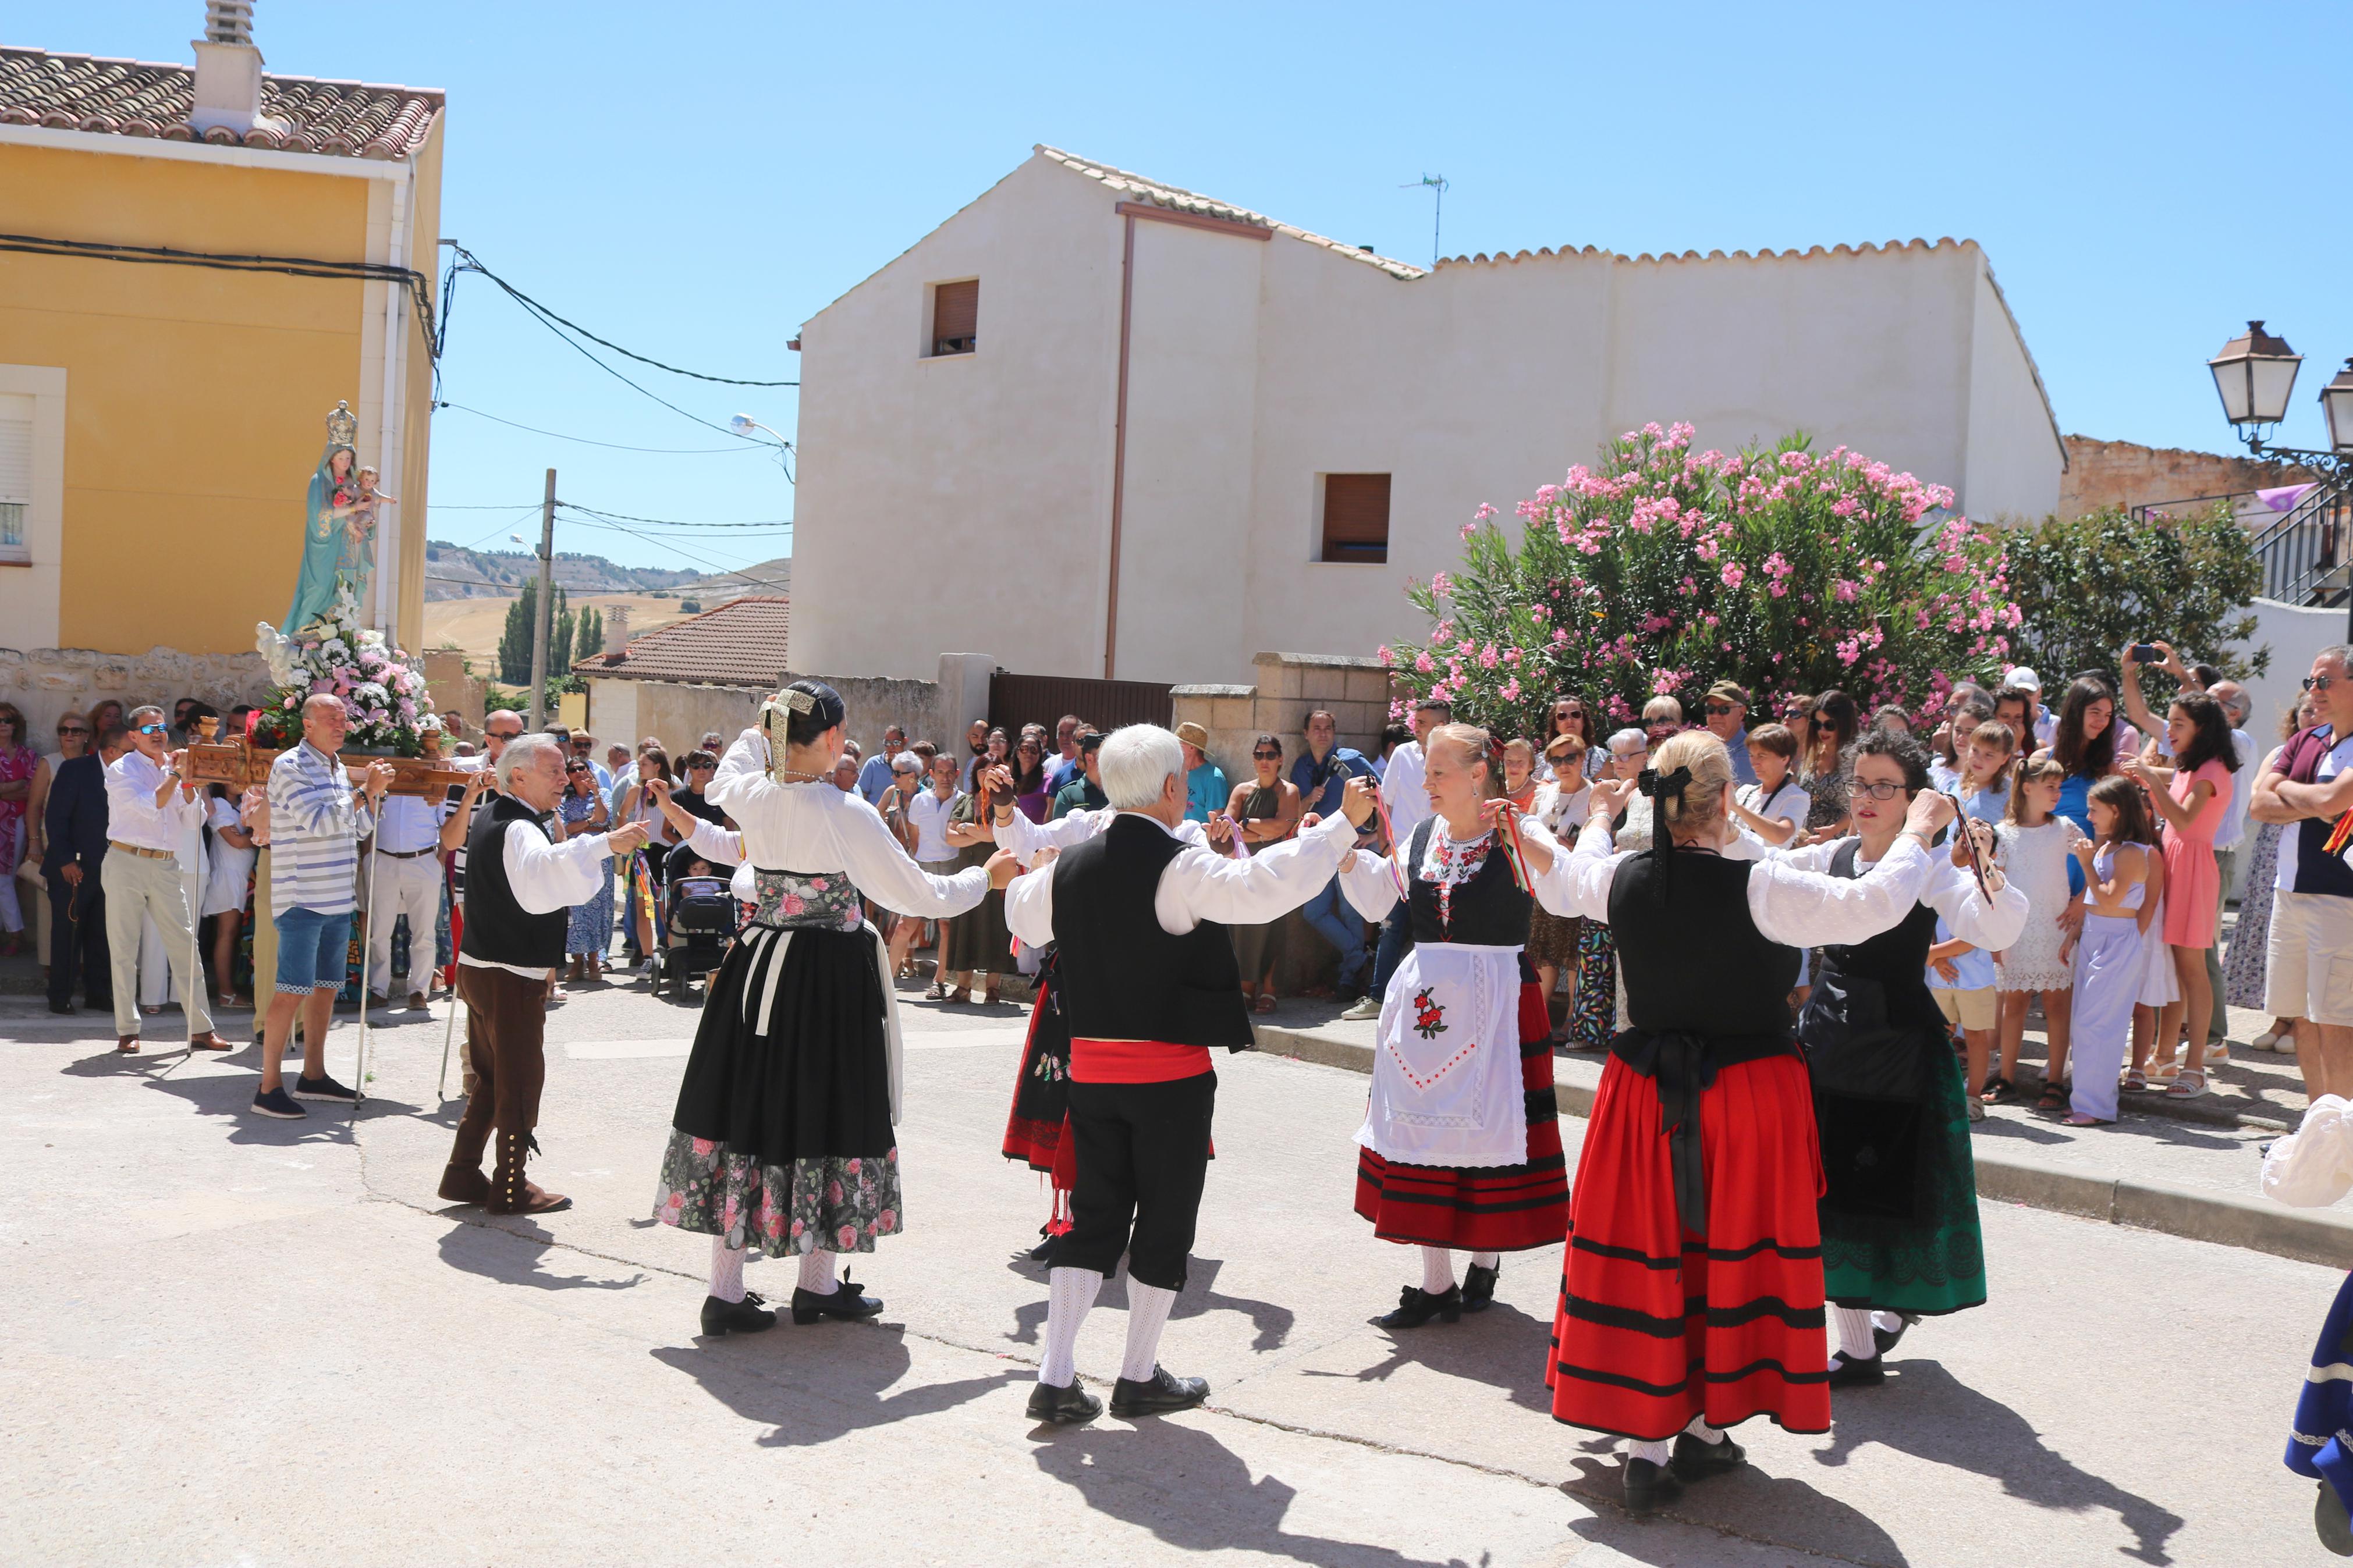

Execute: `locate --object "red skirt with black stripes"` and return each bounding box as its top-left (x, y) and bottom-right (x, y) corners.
top-left (1353, 978), bottom-right (1570, 1252)
top-left (1545, 1050), bottom-right (1830, 1441)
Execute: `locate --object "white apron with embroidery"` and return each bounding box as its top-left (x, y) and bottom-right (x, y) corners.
top-left (1357, 941), bottom-right (1527, 1168)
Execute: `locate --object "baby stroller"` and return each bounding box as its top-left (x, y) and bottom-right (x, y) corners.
top-left (649, 842), bottom-right (741, 998)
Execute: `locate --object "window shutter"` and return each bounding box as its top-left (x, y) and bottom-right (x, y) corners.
top-left (932, 280), bottom-right (978, 354)
top-left (1321, 473), bottom-right (1390, 563)
top-left (0, 417), bottom-right (29, 502)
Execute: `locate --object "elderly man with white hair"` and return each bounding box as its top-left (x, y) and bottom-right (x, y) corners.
top-left (997, 723), bottom-right (1376, 1425)
top-left (102, 703), bottom-right (235, 1057)
top-left (438, 731), bottom-right (649, 1213)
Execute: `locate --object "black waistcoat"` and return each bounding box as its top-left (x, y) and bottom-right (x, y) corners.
top-left (1608, 849), bottom-right (1797, 1038)
top-left (460, 794), bottom-right (569, 969)
top-left (1406, 817), bottom-right (1531, 946)
top-left (1050, 814), bottom-right (1251, 1049)
top-left (1811, 837), bottom-right (1942, 1032)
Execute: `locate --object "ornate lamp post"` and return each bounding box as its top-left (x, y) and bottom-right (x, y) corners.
top-left (2208, 322), bottom-right (2353, 631)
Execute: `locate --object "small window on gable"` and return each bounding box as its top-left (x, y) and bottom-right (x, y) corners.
top-left (930, 279), bottom-right (978, 357)
top-left (0, 413), bottom-right (29, 563)
top-left (1319, 473), bottom-right (1390, 564)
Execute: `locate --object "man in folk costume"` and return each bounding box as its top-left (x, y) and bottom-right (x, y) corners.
top-left (984, 762), bottom-right (1213, 1260)
top-left (1002, 725), bottom-right (1376, 1423)
top-left (440, 734), bottom-right (650, 1214)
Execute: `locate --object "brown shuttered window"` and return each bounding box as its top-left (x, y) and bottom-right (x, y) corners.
top-left (931, 280), bottom-right (978, 356)
top-left (1320, 473), bottom-right (1390, 563)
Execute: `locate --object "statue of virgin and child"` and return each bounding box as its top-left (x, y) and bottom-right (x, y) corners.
top-left (257, 401), bottom-right (396, 670)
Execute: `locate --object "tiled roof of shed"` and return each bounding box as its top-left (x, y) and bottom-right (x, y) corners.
top-left (1037, 145), bottom-right (1426, 280)
top-left (0, 47), bottom-right (442, 158)
top-left (572, 597), bottom-right (792, 687)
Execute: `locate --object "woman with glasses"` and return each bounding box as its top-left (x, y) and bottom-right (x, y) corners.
top-left (1009, 734), bottom-right (1053, 823)
top-left (1791, 727), bottom-right (2025, 1390)
top-left (1797, 689), bottom-right (1859, 843)
top-left (0, 702), bottom-right (38, 956)
top-left (1565, 730), bottom-right (1650, 1050)
top-left (1542, 697), bottom-right (1605, 782)
top-left (558, 759), bottom-right (615, 983)
top-left (1224, 734), bottom-right (1303, 1014)
top-left (24, 710), bottom-right (91, 977)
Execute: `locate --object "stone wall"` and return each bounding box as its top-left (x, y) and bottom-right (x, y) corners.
top-left (0, 645), bottom-right (273, 744)
top-left (2059, 435), bottom-right (2317, 519)
top-left (580, 653), bottom-right (998, 765)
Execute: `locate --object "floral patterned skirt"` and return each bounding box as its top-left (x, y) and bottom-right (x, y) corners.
top-left (657, 919), bottom-right (903, 1253)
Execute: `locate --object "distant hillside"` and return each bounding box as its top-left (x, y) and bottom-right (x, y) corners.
top-left (674, 557), bottom-right (792, 605)
top-left (422, 541), bottom-right (707, 602)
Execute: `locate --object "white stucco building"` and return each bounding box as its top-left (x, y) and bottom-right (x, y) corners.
top-left (789, 145), bottom-right (2065, 687)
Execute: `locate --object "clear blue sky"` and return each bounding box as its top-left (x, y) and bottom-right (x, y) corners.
top-left (56, 1), bottom-right (2353, 575)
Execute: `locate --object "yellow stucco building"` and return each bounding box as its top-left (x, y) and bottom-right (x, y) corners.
top-left (0, 20), bottom-right (442, 730)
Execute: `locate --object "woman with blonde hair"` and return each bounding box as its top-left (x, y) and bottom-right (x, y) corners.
top-left (1539, 730), bottom-right (1966, 1514)
top-left (1336, 723), bottom-right (1572, 1329)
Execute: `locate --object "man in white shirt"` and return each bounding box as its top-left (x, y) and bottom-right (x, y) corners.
top-left (2252, 646), bottom-right (2353, 1105)
top-left (1343, 696), bottom-right (1447, 1021)
top-left (1000, 725), bottom-right (1374, 1425)
top-left (442, 734), bottom-right (648, 1213)
top-left (101, 705), bottom-right (232, 1054)
top-left (366, 788), bottom-right (453, 1012)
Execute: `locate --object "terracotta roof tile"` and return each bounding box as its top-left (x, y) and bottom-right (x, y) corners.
top-left (571, 597), bottom-right (791, 686)
top-left (0, 47), bottom-right (443, 160)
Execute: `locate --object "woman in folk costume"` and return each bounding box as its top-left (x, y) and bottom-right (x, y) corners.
top-left (1540, 731), bottom-right (1960, 1515)
top-left (981, 760), bottom-right (1211, 1257)
top-left (653, 682), bottom-right (1010, 1336)
top-left (2262, 1094), bottom-right (2353, 1556)
top-left (1792, 727), bottom-right (2025, 1386)
top-left (1335, 724), bottom-right (1573, 1328)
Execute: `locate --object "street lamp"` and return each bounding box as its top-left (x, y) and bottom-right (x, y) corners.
top-left (2208, 319), bottom-right (2303, 435)
top-left (729, 413), bottom-right (788, 445)
top-left (2210, 323), bottom-right (2353, 635)
top-left (2323, 359), bottom-right (2353, 457)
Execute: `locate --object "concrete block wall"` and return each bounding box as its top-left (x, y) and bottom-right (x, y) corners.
top-left (0, 645), bottom-right (273, 744)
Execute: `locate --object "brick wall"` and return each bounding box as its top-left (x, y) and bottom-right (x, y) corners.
top-left (2059, 434), bottom-right (2317, 519)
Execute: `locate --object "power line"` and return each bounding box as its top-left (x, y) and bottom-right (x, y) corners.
top-left (562, 512), bottom-right (791, 595)
top-left (560, 502), bottom-right (792, 529)
top-left (448, 246), bottom-right (799, 387)
top-left (427, 500), bottom-right (542, 510)
top-left (438, 400), bottom-right (769, 455)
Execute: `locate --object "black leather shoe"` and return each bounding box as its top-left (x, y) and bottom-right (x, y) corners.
top-left (1373, 1283), bottom-right (1461, 1329)
top-left (792, 1271), bottom-right (884, 1325)
top-left (48, 1000), bottom-right (74, 1015)
top-left (2316, 1478), bottom-right (2353, 1557)
top-left (1109, 1364), bottom-right (1208, 1417)
top-left (700, 1290), bottom-right (777, 1336)
top-left (1025, 1379), bottom-right (1102, 1425)
top-left (1623, 1456), bottom-right (1683, 1514)
top-left (1826, 1350), bottom-right (1885, 1387)
top-left (1461, 1261), bottom-right (1499, 1313)
top-left (1671, 1431), bottom-right (1747, 1481)
top-left (1873, 1311), bottom-right (1919, 1356)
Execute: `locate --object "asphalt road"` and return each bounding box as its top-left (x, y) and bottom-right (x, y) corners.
top-left (2, 979), bottom-right (2340, 1567)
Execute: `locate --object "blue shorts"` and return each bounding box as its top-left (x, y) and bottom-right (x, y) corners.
top-left (275, 906), bottom-right (353, 994)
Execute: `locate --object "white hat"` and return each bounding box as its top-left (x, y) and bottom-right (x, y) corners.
top-left (2004, 666), bottom-right (2042, 694)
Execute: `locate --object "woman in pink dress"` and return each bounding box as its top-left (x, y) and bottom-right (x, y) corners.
top-left (2121, 691), bottom-right (2238, 1100)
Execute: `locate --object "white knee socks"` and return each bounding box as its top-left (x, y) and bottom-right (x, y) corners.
top-left (709, 1239), bottom-right (746, 1303)
top-left (1421, 1246), bottom-right (1456, 1294)
top-left (1628, 1437), bottom-right (1673, 1464)
top-left (1832, 1304), bottom-right (1878, 1361)
top-left (797, 1250), bottom-right (837, 1295)
top-left (1684, 1413), bottom-right (1726, 1445)
top-left (1470, 1250), bottom-right (1500, 1270)
top-left (1872, 1309), bottom-right (1903, 1336)
top-left (1121, 1281), bottom-right (1179, 1382)
top-left (1041, 1266), bottom-right (1103, 1388)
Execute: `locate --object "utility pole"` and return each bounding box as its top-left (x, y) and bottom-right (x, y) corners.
top-left (528, 467), bottom-right (555, 730)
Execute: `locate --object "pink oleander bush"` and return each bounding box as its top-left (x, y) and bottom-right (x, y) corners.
top-left (1381, 424), bottom-right (2020, 738)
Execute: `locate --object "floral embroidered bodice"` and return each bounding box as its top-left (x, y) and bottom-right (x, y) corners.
top-left (751, 868), bottom-right (866, 932)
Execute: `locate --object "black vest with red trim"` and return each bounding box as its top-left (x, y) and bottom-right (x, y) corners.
top-left (460, 793), bottom-right (568, 969)
top-left (1049, 813), bottom-right (1252, 1050)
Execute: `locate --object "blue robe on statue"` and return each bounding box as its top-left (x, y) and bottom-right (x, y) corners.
top-left (279, 442), bottom-right (357, 637)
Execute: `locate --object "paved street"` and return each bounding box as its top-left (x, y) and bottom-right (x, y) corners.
top-left (3, 979), bottom-right (2341, 1567)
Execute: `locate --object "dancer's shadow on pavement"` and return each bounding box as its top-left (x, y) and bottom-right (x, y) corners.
top-left (1305, 1299), bottom-right (1557, 1414)
top-left (1030, 1418), bottom-right (1468, 1568)
top-left (1003, 1256), bottom-right (1294, 1353)
top-left (652, 1324), bottom-right (1014, 1448)
top-left (434, 1215), bottom-right (647, 1293)
top-left (1553, 1462), bottom-right (1912, 1565)
top-left (1809, 1357), bottom-right (2183, 1565)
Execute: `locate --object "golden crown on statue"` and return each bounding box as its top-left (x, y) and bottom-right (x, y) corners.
top-left (325, 399), bottom-right (359, 448)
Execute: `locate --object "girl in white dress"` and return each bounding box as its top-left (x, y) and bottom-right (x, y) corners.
top-left (1995, 755), bottom-right (2082, 1112)
top-left (202, 785), bottom-right (259, 1008)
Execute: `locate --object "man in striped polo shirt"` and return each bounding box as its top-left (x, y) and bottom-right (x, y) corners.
top-left (252, 693), bottom-right (393, 1120)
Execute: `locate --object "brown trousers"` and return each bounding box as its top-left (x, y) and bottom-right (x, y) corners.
top-left (443, 963), bottom-right (552, 1210)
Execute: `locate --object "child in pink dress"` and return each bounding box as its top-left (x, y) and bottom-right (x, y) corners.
top-left (2121, 691), bottom-right (2238, 1100)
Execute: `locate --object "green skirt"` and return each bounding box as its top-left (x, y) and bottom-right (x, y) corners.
top-left (1818, 1040), bottom-right (1986, 1315)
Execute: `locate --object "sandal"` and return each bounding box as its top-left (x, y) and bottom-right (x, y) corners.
top-left (1981, 1076), bottom-right (2019, 1105)
top-left (2121, 1068), bottom-right (2149, 1093)
top-left (949, 988), bottom-right (971, 1005)
top-left (2165, 1068), bottom-right (2209, 1100)
top-left (924, 983), bottom-right (949, 1001)
top-left (2061, 1112), bottom-right (2111, 1127)
top-left (2035, 1080), bottom-right (2069, 1113)
top-left (1253, 993), bottom-right (1277, 1015)
top-left (2205, 1042), bottom-right (2230, 1065)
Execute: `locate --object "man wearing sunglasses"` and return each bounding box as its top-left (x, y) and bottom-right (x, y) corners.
top-left (1701, 682), bottom-right (1758, 789)
top-left (2252, 646), bottom-right (2353, 1104)
top-left (100, 706), bottom-right (232, 1054)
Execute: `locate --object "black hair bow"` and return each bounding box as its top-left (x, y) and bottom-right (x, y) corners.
top-left (1636, 764), bottom-right (1695, 898)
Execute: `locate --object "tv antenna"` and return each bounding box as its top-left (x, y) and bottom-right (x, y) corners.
top-left (1401, 173), bottom-right (1448, 267)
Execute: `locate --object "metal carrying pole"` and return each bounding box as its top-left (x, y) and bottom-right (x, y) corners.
top-left (528, 467), bottom-right (556, 730)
